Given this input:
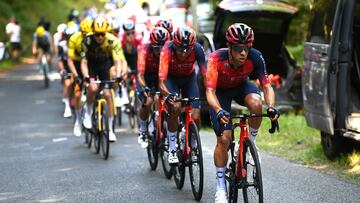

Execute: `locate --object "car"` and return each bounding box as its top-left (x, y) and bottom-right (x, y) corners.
top-left (197, 0), bottom-right (301, 111)
top-left (302, 0), bottom-right (360, 159)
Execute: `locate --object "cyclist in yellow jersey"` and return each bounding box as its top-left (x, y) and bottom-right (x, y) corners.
top-left (67, 18), bottom-right (92, 137)
top-left (81, 17), bottom-right (127, 142)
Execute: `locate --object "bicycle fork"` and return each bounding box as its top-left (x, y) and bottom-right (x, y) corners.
top-left (236, 119), bottom-right (249, 180)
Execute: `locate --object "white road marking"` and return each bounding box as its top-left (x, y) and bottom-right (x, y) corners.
top-left (52, 137), bottom-right (67, 142)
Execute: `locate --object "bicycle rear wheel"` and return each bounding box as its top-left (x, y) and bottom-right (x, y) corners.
top-left (128, 90), bottom-right (136, 129)
top-left (242, 139), bottom-right (263, 203)
top-left (160, 113), bottom-right (172, 179)
top-left (42, 63), bottom-right (49, 88)
top-left (172, 124), bottom-right (186, 189)
top-left (147, 113), bottom-right (158, 170)
top-left (117, 106), bottom-right (122, 126)
top-left (188, 123), bottom-right (204, 201)
top-left (100, 102), bottom-right (110, 160)
top-left (93, 101), bottom-right (100, 154)
top-left (227, 142), bottom-right (238, 203)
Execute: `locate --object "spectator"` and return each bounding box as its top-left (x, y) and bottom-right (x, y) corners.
top-left (5, 17), bottom-right (21, 61)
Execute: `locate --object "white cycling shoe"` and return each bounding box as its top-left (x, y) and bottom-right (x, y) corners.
top-left (73, 122), bottom-right (82, 137)
top-left (109, 131), bottom-right (117, 142)
top-left (63, 107), bottom-right (72, 118)
top-left (137, 133), bottom-right (148, 148)
top-left (83, 112), bottom-right (92, 129)
top-left (168, 150), bottom-right (179, 164)
top-left (215, 189), bottom-right (228, 203)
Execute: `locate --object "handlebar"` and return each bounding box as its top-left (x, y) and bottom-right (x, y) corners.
top-left (174, 97), bottom-right (207, 105)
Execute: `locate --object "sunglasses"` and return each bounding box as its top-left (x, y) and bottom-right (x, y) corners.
top-left (126, 31), bottom-right (135, 35)
top-left (94, 32), bottom-right (105, 37)
top-left (231, 45), bottom-right (250, 53)
top-left (175, 45), bottom-right (193, 53)
top-left (150, 45), bottom-right (163, 52)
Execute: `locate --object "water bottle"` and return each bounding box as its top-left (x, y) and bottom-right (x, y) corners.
top-left (233, 141), bottom-right (239, 161)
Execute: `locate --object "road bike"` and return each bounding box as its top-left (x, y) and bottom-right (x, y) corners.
top-left (171, 97), bottom-right (205, 201)
top-left (224, 113), bottom-right (279, 203)
top-left (87, 80), bottom-right (118, 160)
top-left (143, 90), bottom-right (173, 178)
top-left (126, 69), bottom-right (138, 129)
top-left (39, 54), bottom-right (50, 88)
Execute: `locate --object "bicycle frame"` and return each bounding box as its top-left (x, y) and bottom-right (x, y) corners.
top-left (232, 119), bottom-right (249, 180)
top-left (183, 104), bottom-right (194, 161)
top-left (156, 95), bottom-right (167, 144)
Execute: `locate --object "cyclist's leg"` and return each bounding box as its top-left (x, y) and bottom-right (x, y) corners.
top-left (165, 76), bottom-right (182, 163)
top-left (209, 89), bottom-right (234, 193)
top-left (73, 61), bottom-right (84, 135)
top-left (83, 63), bottom-right (98, 129)
top-left (180, 72), bottom-right (202, 129)
top-left (233, 81), bottom-right (262, 141)
top-left (62, 64), bottom-right (72, 118)
top-left (138, 74), bottom-right (158, 131)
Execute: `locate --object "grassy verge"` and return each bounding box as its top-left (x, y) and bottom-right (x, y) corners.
top-left (203, 112), bottom-right (360, 184)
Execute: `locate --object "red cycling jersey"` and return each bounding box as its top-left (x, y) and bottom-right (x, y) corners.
top-left (120, 32), bottom-right (143, 50)
top-left (206, 48), bottom-right (270, 89)
top-left (137, 43), bottom-right (160, 74)
top-left (158, 41), bottom-right (206, 81)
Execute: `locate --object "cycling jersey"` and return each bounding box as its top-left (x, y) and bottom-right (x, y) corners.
top-left (81, 32), bottom-right (125, 63)
top-left (137, 43), bottom-right (160, 74)
top-left (206, 48), bottom-right (270, 89)
top-left (57, 40), bottom-right (70, 72)
top-left (33, 31), bottom-right (52, 52)
top-left (68, 32), bottom-right (84, 61)
top-left (158, 41), bottom-right (206, 81)
top-left (120, 32), bottom-right (142, 71)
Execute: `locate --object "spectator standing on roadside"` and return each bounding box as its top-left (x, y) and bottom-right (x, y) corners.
top-left (5, 17), bottom-right (21, 61)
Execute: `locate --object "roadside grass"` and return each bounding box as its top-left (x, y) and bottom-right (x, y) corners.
top-left (0, 59), bottom-right (18, 71)
top-left (203, 112), bottom-right (360, 184)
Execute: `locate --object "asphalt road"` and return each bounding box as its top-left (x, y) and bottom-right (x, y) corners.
top-left (0, 64), bottom-right (359, 203)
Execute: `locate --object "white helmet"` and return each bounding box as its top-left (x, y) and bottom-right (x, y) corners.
top-left (57, 23), bottom-right (67, 33)
top-left (65, 25), bottom-right (78, 36)
top-left (123, 19), bottom-right (135, 31)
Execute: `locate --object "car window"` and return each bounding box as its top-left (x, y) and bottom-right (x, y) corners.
top-left (307, 0), bottom-right (338, 43)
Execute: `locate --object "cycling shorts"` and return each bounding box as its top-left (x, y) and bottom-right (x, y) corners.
top-left (209, 80), bottom-right (261, 136)
top-left (74, 61), bottom-right (83, 79)
top-left (166, 72), bottom-right (200, 109)
top-left (88, 60), bottom-right (111, 81)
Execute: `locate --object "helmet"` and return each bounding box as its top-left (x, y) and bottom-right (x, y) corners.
top-left (226, 23), bottom-right (254, 47)
top-left (123, 19), bottom-right (135, 31)
top-left (109, 20), bottom-right (120, 33)
top-left (150, 27), bottom-right (170, 46)
top-left (80, 18), bottom-right (93, 34)
top-left (156, 19), bottom-right (173, 33)
top-left (173, 26), bottom-right (196, 48)
top-left (36, 26), bottom-right (45, 37)
top-left (93, 17), bottom-right (108, 33)
top-left (57, 23), bottom-right (67, 33)
top-left (65, 25), bottom-right (78, 37)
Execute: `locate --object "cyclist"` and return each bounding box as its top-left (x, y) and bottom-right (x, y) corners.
top-left (67, 18), bottom-right (93, 137)
top-left (205, 23), bottom-right (280, 202)
top-left (53, 23), bottom-right (67, 54)
top-left (155, 19), bottom-right (173, 38)
top-left (158, 26), bottom-right (206, 164)
top-left (81, 17), bottom-right (127, 142)
top-left (57, 26), bottom-right (76, 118)
top-left (137, 27), bottom-right (170, 148)
top-left (32, 26), bottom-right (53, 68)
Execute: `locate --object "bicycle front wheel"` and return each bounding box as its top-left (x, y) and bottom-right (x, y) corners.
top-left (160, 114), bottom-right (172, 179)
top-left (128, 90), bottom-right (136, 129)
top-left (100, 102), bottom-right (110, 160)
top-left (188, 123), bottom-right (204, 201)
top-left (147, 114), bottom-right (158, 170)
top-left (42, 63), bottom-right (49, 88)
top-left (242, 139), bottom-right (263, 203)
top-left (116, 106), bottom-right (122, 126)
top-left (93, 101), bottom-right (100, 154)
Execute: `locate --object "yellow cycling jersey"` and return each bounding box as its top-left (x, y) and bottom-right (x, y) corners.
top-left (68, 31), bottom-right (86, 61)
top-left (81, 32), bottom-right (125, 62)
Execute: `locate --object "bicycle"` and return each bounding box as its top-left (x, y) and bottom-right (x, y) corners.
top-left (126, 69), bottom-right (138, 129)
top-left (142, 90), bottom-right (173, 178)
top-left (223, 113), bottom-right (280, 203)
top-left (171, 97), bottom-right (205, 201)
top-left (87, 80), bottom-right (119, 160)
top-left (39, 53), bottom-right (50, 88)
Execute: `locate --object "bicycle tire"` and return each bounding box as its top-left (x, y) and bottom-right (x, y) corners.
top-left (228, 142), bottom-right (238, 203)
top-left (160, 112), bottom-right (172, 179)
top-left (100, 102), bottom-right (110, 160)
top-left (242, 139), bottom-right (263, 203)
top-left (117, 106), bottom-right (122, 126)
top-left (188, 123), bottom-right (204, 201)
top-left (86, 129), bottom-right (92, 148)
top-left (93, 101), bottom-right (100, 154)
top-left (172, 124), bottom-right (186, 189)
top-left (43, 63), bottom-right (49, 88)
top-left (147, 113), bottom-right (158, 170)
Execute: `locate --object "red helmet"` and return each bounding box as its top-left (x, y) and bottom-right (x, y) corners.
top-left (150, 27), bottom-right (170, 45)
top-left (156, 19), bottom-right (173, 33)
top-left (173, 26), bottom-right (196, 48)
top-left (226, 23), bottom-right (254, 47)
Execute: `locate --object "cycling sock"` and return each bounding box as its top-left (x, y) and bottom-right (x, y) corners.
top-left (216, 167), bottom-right (227, 191)
top-left (86, 103), bottom-right (93, 115)
top-left (109, 117), bottom-right (114, 132)
top-left (75, 109), bottom-right (81, 123)
top-left (63, 98), bottom-right (70, 108)
top-left (139, 118), bottom-right (148, 133)
top-left (167, 129), bottom-right (177, 151)
top-left (249, 127), bottom-right (258, 142)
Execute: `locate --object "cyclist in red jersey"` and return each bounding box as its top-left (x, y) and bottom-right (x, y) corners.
top-left (158, 26), bottom-right (206, 164)
top-left (137, 27), bottom-right (170, 148)
top-left (155, 19), bottom-right (173, 38)
top-left (205, 23), bottom-right (280, 202)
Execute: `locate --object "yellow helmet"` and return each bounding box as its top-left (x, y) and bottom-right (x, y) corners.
top-left (93, 17), bottom-right (108, 33)
top-left (80, 18), bottom-right (93, 34)
top-left (107, 22), bottom-right (113, 33)
top-left (36, 26), bottom-right (45, 37)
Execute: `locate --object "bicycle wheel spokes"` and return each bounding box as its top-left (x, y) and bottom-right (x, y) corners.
top-left (147, 115), bottom-right (158, 170)
top-left (160, 123), bottom-right (173, 179)
top-left (93, 103), bottom-right (100, 154)
top-left (188, 123), bottom-right (203, 201)
top-left (172, 153), bottom-right (185, 189)
top-left (242, 140), bottom-right (263, 203)
top-left (101, 103), bottom-right (110, 160)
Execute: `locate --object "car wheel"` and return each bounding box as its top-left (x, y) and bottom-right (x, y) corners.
top-left (320, 131), bottom-right (343, 160)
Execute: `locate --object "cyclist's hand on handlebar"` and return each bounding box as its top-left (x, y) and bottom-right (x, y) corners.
top-left (216, 109), bottom-right (230, 125)
top-left (115, 77), bottom-right (123, 83)
top-left (165, 92), bottom-right (178, 105)
top-left (74, 76), bottom-right (82, 85)
top-left (267, 107), bottom-right (280, 121)
top-left (83, 76), bottom-right (90, 84)
top-left (137, 86), bottom-right (150, 104)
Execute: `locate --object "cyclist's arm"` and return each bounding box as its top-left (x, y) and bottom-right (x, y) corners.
top-left (262, 83), bottom-right (275, 108)
top-left (158, 44), bottom-right (171, 96)
top-left (67, 36), bottom-right (79, 77)
top-left (112, 37), bottom-right (127, 79)
top-left (138, 72), bottom-right (146, 88)
top-left (159, 80), bottom-right (171, 96)
top-left (205, 52), bottom-right (221, 113)
top-left (32, 33), bottom-right (37, 55)
top-left (194, 43), bottom-right (207, 76)
top-left (56, 45), bottom-right (65, 72)
top-left (206, 88), bottom-right (222, 113)
top-left (137, 45), bottom-right (146, 88)
top-left (81, 58), bottom-right (89, 79)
